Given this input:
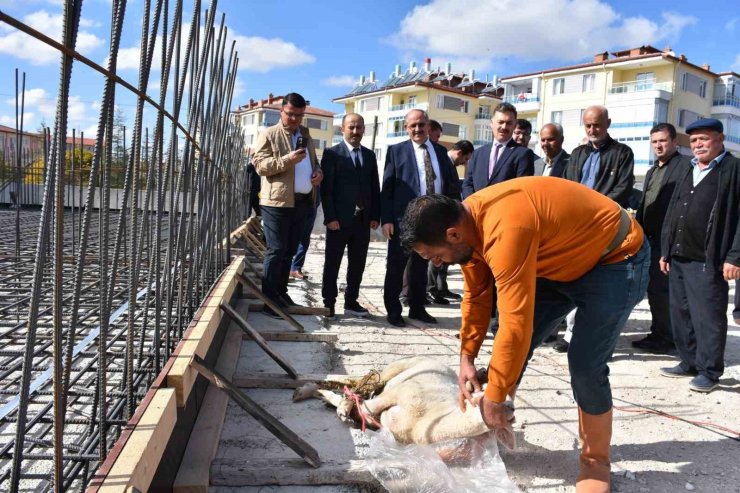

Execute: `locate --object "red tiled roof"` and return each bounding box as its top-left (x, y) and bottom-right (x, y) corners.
top-left (235, 94), bottom-right (334, 117)
top-left (65, 136), bottom-right (97, 146)
top-left (0, 124), bottom-right (42, 137)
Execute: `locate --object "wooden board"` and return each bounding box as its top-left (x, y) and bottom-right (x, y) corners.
top-left (173, 327), bottom-right (243, 492)
top-left (97, 388), bottom-right (177, 492)
top-left (243, 331), bottom-right (338, 343)
top-left (209, 458), bottom-right (374, 486)
top-left (245, 303), bottom-right (330, 316)
top-left (232, 373), bottom-right (354, 389)
top-left (167, 256), bottom-right (244, 407)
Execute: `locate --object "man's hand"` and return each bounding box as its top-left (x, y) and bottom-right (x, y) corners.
top-left (310, 169), bottom-right (323, 186)
top-left (326, 220), bottom-right (340, 231)
top-left (479, 396), bottom-right (515, 429)
top-left (285, 148), bottom-right (306, 167)
top-left (370, 220), bottom-right (379, 230)
top-left (659, 256), bottom-right (670, 274)
top-left (382, 223), bottom-right (394, 240)
top-left (723, 262), bottom-right (740, 281)
top-left (458, 354), bottom-right (481, 411)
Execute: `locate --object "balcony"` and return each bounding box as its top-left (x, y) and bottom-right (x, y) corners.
top-left (607, 79), bottom-right (672, 102)
top-left (387, 131), bottom-right (407, 138)
top-left (502, 94), bottom-right (540, 113)
top-left (388, 102), bottom-right (429, 117)
top-left (712, 96), bottom-right (740, 117)
top-left (333, 113), bottom-right (345, 126)
top-left (475, 112), bottom-right (491, 122)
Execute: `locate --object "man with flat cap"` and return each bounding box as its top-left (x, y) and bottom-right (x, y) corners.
top-left (659, 118), bottom-right (740, 393)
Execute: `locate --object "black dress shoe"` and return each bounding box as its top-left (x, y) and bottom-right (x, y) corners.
top-left (324, 306), bottom-right (336, 320)
top-left (387, 314), bottom-right (406, 327)
top-left (408, 309), bottom-right (437, 324)
top-left (432, 295), bottom-right (450, 305)
top-left (632, 337), bottom-right (675, 354)
top-left (544, 333), bottom-right (558, 343)
top-left (344, 300), bottom-right (369, 317)
top-left (424, 294), bottom-right (433, 305)
top-left (439, 290), bottom-right (462, 301)
top-left (553, 339), bottom-right (569, 353)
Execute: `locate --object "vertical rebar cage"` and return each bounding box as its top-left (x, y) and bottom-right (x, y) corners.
top-left (0, 0), bottom-right (247, 490)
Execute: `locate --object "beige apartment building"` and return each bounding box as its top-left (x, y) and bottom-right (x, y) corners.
top-left (500, 45), bottom-right (739, 178)
top-left (231, 94), bottom-right (335, 160)
top-left (332, 59), bottom-right (503, 172)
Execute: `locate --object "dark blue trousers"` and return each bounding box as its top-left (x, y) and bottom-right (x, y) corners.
top-left (669, 258), bottom-right (728, 381)
top-left (291, 203), bottom-right (318, 272)
top-left (646, 239), bottom-right (673, 344)
top-left (519, 241), bottom-right (650, 414)
top-left (260, 197), bottom-right (312, 301)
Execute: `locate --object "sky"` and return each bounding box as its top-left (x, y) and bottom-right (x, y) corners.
top-left (0, 0), bottom-right (738, 137)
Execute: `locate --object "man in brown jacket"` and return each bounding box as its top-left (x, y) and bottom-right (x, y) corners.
top-left (252, 93), bottom-right (323, 315)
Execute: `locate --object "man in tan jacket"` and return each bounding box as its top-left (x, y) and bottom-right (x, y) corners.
top-left (252, 93), bottom-right (323, 315)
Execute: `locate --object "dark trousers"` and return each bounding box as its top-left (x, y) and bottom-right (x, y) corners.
top-left (669, 258), bottom-right (728, 380)
top-left (322, 212), bottom-right (371, 306)
top-left (518, 241), bottom-right (649, 414)
top-left (646, 240), bottom-right (673, 344)
top-left (291, 203), bottom-right (318, 272)
top-left (260, 196), bottom-right (312, 301)
top-left (384, 235), bottom-right (428, 318)
top-left (733, 280), bottom-right (740, 320)
top-left (427, 263), bottom-right (449, 295)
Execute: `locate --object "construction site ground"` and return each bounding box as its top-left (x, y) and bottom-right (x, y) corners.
top-left (210, 234), bottom-right (740, 493)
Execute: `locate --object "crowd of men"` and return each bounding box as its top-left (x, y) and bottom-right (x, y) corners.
top-left (250, 91), bottom-right (738, 492)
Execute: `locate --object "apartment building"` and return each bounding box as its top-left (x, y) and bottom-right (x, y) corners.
top-left (332, 59), bottom-right (503, 173)
top-left (231, 94), bottom-right (335, 160)
top-left (500, 45), bottom-right (739, 178)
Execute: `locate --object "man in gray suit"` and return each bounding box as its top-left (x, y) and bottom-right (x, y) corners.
top-left (534, 123), bottom-right (568, 177)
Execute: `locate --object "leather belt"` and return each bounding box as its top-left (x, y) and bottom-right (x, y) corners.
top-left (600, 208), bottom-right (631, 259)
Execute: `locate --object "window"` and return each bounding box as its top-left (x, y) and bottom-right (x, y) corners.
top-left (636, 72), bottom-right (654, 91)
top-left (478, 105), bottom-right (490, 117)
top-left (436, 95), bottom-right (469, 112)
top-left (553, 78), bottom-right (565, 95)
top-left (360, 96), bottom-right (383, 112)
top-left (678, 109), bottom-right (701, 128)
top-left (582, 74), bottom-right (595, 92)
top-left (474, 124), bottom-right (492, 143)
top-left (551, 111), bottom-right (563, 125)
top-left (459, 125), bottom-right (467, 139)
top-left (374, 148), bottom-right (382, 162)
top-left (263, 112), bottom-right (279, 126)
top-left (681, 72), bottom-right (708, 98)
top-left (408, 95), bottom-right (417, 106)
top-left (312, 139), bottom-right (327, 150)
top-left (242, 114), bottom-right (255, 125)
top-left (245, 134), bottom-right (254, 145)
top-left (305, 117), bottom-right (326, 130)
top-left (442, 122), bottom-right (459, 137)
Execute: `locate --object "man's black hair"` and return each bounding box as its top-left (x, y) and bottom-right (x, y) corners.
top-left (400, 195), bottom-right (464, 251)
top-left (283, 92), bottom-right (307, 108)
top-left (650, 122), bottom-right (677, 140)
top-left (452, 139), bottom-right (474, 155)
top-left (493, 102), bottom-right (518, 119)
top-left (516, 119), bottom-right (532, 133)
top-left (429, 119), bottom-right (443, 132)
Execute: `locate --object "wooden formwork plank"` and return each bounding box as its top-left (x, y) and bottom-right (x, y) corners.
top-left (173, 326), bottom-right (243, 493)
top-left (167, 256), bottom-right (245, 407)
top-left (97, 388), bottom-right (177, 493)
top-left (233, 373), bottom-right (354, 389)
top-left (210, 458), bottom-right (373, 487)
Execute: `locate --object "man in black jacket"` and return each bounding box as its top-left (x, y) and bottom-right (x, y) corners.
top-left (633, 123), bottom-right (691, 354)
top-left (659, 118), bottom-right (740, 393)
top-left (564, 105), bottom-right (635, 208)
top-left (320, 113), bottom-right (380, 319)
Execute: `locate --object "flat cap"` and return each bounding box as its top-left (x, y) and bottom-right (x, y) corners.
top-left (686, 118), bottom-right (723, 134)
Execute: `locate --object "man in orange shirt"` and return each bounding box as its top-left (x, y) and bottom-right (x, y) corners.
top-left (400, 177), bottom-right (648, 493)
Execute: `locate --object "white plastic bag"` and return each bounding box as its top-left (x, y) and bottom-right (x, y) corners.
top-left (365, 429), bottom-right (521, 493)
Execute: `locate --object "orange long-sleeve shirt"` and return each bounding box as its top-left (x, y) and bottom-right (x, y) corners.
top-left (460, 177), bottom-right (644, 402)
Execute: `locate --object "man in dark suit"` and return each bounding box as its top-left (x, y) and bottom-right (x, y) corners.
top-left (321, 113), bottom-right (381, 320)
top-left (633, 123), bottom-right (690, 354)
top-left (381, 109), bottom-right (459, 327)
top-left (462, 102), bottom-right (534, 198)
top-left (534, 123), bottom-right (569, 177)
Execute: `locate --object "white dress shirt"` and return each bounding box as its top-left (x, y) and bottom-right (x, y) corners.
top-left (413, 139), bottom-right (442, 195)
top-left (343, 139), bottom-right (363, 167)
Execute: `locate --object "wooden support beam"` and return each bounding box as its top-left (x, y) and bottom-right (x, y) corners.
top-left (173, 327), bottom-right (243, 493)
top-left (190, 355), bottom-right (321, 468)
top-left (245, 302), bottom-right (330, 316)
top-left (220, 302), bottom-right (298, 379)
top-left (209, 458), bottom-right (373, 486)
top-left (243, 331), bottom-right (338, 343)
top-left (232, 373), bottom-right (354, 389)
top-left (236, 272), bottom-right (304, 332)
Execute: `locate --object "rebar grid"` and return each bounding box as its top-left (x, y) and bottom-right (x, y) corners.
top-left (0, 0), bottom-right (247, 490)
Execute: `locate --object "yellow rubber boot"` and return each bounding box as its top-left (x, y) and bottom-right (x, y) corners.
top-left (575, 407), bottom-right (612, 493)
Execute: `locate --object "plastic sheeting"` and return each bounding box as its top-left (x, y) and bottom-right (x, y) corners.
top-left (365, 429), bottom-right (521, 493)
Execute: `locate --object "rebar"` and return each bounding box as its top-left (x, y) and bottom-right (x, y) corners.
top-left (0, 0), bottom-right (247, 489)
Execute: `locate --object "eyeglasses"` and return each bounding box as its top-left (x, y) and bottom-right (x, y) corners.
top-left (282, 110), bottom-right (305, 119)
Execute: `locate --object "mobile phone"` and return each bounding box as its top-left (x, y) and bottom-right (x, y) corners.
top-left (296, 136), bottom-right (307, 149)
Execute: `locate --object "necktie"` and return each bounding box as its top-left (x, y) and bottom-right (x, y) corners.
top-left (420, 143), bottom-right (437, 195)
top-left (489, 143), bottom-right (502, 179)
top-left (353, 148), bottom-right (365, 209)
